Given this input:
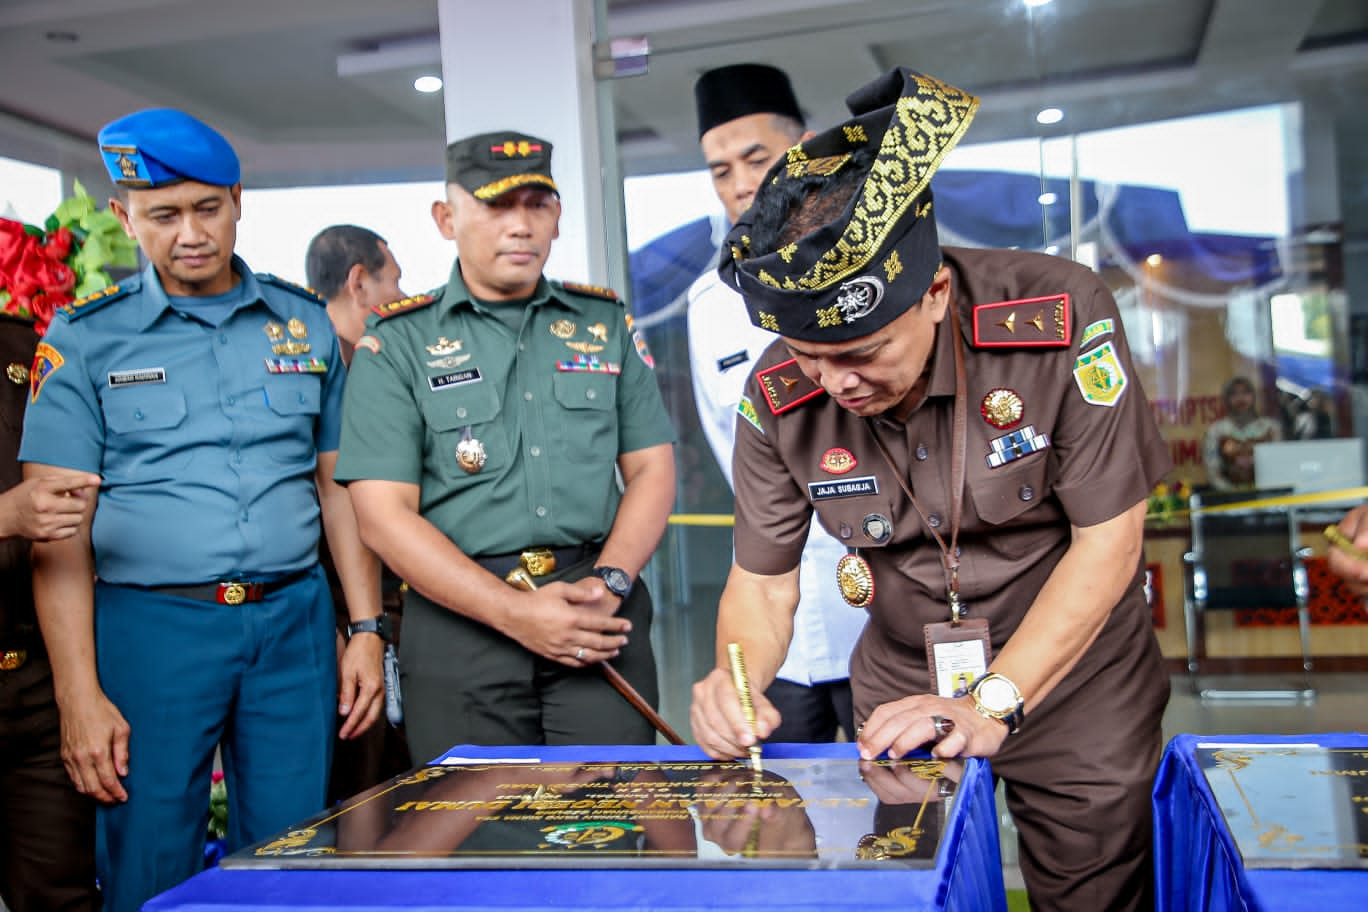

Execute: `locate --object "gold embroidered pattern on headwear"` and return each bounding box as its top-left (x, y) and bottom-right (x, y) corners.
top-left (473, 174), bottom-right (559, 200)
top-left (786, 154), bottom-right (851, 179)
top-left (884, 250), bottom-right (903, 282)
top-left (778, 243), bottom-right (798, 263)
top-left (758, 269), bottom-right (780, 288)
top-left (793, 73), bottom-right (978, 291)
top-left (816, 306), bottom-right (842, 327)
top-left (785, 145), bottom-right (810, 166)
top-left (759, 312), bottom-right (779, 331)
top-left (843, 124), bottom-right (868, 144)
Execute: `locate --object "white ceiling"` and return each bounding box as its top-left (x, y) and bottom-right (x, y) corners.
top-left (0, 0), bottom-right (1365, 189)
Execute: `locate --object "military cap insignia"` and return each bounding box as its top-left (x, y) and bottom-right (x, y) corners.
top-left (756, 359), bottom-right (823, 415)
top-left (30, 342), bottom-right (63, 403)
top-left (1073, 341), bottom-right (1128, 407)
top-left (971, 294), bottom-right (1070, 348)
top-left (372, 294), bottom-right (434, 319)
top-left (491, 139), bottom-right (545, 159)
top-left (61, 282), bottom-right (135, 320)
top-left (561, 281), bottom-right (619, 302)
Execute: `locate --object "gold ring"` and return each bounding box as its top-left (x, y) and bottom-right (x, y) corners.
top-left (1325, 524), bottom-right (1368, 563)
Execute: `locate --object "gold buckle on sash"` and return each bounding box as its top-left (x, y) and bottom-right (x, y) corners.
top-left (0, 649), bottom-right (27, 671)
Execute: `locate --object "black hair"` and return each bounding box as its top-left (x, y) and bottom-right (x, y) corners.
top-left (304, 224), bottom-right (388, 299)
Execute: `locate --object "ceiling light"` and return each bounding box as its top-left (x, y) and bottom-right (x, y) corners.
top-left (1146, 254), bottom-right (1163, 266)
top-left (1038, 192), bottom-right (1057, 206)
top-left (413, 75), bottom-right (443, 94)
top-left (1036, 107), bottom-right (1063, 125)
top-left (1024, 0), bottom-right (1053, 7)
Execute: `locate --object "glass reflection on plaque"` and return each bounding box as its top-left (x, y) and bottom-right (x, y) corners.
top-left (222, 757), bottom-right (959, 870)
top-left (1197, 746), bottom-right (1368, 869)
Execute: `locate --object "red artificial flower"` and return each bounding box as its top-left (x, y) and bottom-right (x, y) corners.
top-left (44, 226), bottom-right (74, 262)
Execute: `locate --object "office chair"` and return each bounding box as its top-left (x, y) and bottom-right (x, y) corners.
top-left (1182, 487), bottom-right (1316, 700)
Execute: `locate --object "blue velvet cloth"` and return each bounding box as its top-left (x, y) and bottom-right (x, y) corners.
top-left (144, 743), bottom-right (1007, 912)
top-left (1153, 732), bottom-right (1368, 912)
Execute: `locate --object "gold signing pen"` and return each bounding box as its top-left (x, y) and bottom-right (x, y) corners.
top-left (726, 642), bottom-right (764, 774)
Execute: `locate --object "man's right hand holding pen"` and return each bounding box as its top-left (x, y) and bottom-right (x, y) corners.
top-left (690, 641), bottom-right (782, 762)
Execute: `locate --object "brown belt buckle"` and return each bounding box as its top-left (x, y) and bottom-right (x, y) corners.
top-left (1, 649), bottom-right (27, 671)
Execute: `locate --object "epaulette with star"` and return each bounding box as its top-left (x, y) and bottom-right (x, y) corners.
top-left (755, 359), bottom-right (825, 415)
top-left (259, 273), bottom-right (325, 305)
top-left (61, 276), bottom-right (141, 321)
top-left (559, 280), bottom-right (620, 303)
top-left (971, 294), bottom-right (1071, 349)
top-left (371, 293), bottom-right (434, 319)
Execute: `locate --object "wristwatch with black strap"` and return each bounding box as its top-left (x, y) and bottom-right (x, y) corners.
top-left (591, 565), bottom-right (633, 599)
top-left (968, 672), bottom-right (1025, 735)
top-left (346, 613), bottom-right (394, 644)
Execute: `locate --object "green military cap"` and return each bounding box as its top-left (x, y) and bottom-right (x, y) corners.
top-left (720, 68), bottom-right (978, 343)
top-left (445, 130), bottom-right (558, 201)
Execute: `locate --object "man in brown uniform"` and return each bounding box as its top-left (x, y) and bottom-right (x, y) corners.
top-left (689, 68), bottom-right (1171, 910)
top-left (0, 311), bottom-right (103, 911)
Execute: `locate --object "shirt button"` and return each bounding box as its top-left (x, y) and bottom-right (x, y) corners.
top-left (234, 451), bottom-right (243, 464)
top-left (240, 511), bottom-right (249, 522)
top-left (530, 446), bottom-right (542, 457)
top-left (456, 407), bottom-right (467, 419)
top-left (226, 395), bottom-right (236, 406)
top-left (518, 343), bottom-right (526, 352)
top-left (535, 506), bottom-right (547, 517)
top-left (297, 392), bottom-right (306, 404)
top-left (915, 444), bottom-right (929, 461)
top-left (219, 333), bottom-right (229, 344)
top-left (1019, 485), bottom-right (1035, 502)
top-left (133, 408), bottom-right (144, 420)
top-left (927, 513), bottom-right (943, 528)
top-left (523, 391), bottom-right (534, 401)
top-left (586, 389), bottom-right (597, 400)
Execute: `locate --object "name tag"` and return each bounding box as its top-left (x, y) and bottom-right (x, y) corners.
top-left (108, 367), bottom-right (166, 387)
top-left (428, 368), bottom-right (482, 391)
top-left (807, 475), bottom-right (879, 501)
top-left (717, 350), bottom-right (748, 372)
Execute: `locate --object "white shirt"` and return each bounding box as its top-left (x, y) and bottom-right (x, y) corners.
top-left (685, 243), bottom-right (866, 685)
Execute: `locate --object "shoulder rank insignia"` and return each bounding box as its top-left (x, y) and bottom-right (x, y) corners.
top-left (259, 273), bottom-right (325, 304)
top-left (60, 279), bottom-right (139, 320)
top-left (971, 294), bottom-right (1070, 348)
top-left (560, 281), bottom-right (619, 302)
top-left (372, 294), bottom-right (434, 319)
top-left (756, 359), bottom-right (824, 415)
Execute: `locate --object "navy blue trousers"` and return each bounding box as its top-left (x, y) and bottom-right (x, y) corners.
top-left (93, 567), bottom-right (335, 912)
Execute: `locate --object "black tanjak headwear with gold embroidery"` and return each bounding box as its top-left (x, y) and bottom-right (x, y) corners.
top-left (720, 68), bottom-right (978, 343)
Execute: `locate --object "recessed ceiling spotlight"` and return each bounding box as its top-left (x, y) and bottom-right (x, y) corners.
top-left (1146, 253), bottom-right (1163, 266)
top-left (414, 75), bottom-right (443, 94)
top-left (1036, 107), bottom-right (1063, 125)
top-left (1024, 0), bottom-right (1053, 8)
top-left (1038, 192), bottom-right (1058, 206)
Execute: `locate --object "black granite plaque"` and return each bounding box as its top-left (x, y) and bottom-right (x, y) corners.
top-left (221, 757), bottom-right (959, 870)
top-left (1196, 745), bottom-right (1368, 869)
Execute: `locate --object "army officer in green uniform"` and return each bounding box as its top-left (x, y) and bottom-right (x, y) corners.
top-left (335, 131), bottom-right (676, 760)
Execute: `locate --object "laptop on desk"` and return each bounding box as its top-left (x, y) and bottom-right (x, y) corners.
top-left (1253, 438), bottom-right (1366, 512)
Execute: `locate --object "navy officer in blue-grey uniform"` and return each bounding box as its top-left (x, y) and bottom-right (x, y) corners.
top-left (20, 108), bottom-right (384, 912)
top-left (335, 131), bottom-right (676, 761)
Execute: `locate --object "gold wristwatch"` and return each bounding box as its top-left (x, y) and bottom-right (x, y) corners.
top-left (968, 672), bottom-right (1024, 734)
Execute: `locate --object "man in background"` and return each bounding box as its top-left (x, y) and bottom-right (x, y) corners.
top-left (22, 109), bottom-right (383, 911)
top-left (336, 131), bottom-right (676, 761)
top-left (687, 63), bottom-right (864, 742)
top-left (305, 224), bottom-right (413, 802)
top-left (0, 309), bottom-right (102, 912)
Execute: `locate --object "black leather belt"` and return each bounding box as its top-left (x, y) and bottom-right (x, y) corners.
top-left (474, 543), bottom-right (596, 581)
top-left (147, 567), bottom-right (313, 605)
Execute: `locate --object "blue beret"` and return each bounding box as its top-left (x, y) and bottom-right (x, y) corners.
top-left (98, 109), bottom-right (240, 189)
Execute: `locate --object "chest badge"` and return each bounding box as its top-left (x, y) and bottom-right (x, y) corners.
top-left (820, 447), bottom-right (857, 475)
top-left (287, 318), bottom-right (308, 340)
top-left (7, 362), bottom-right (29, 385)
top-left (837, 551), bottom-right (875, 608)
top-left (587, 322), bottom-right (608, 343)
top-left (264, 321), bottom-right (285, 342)
top-left (550, 319), bottom-right (576, 339)
top-left (980, 388), bottom-right (1024, 429)
top-left (862, 513), bottom-right (892, 544)
top-left (456, 430), bottom-right (487, 474)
